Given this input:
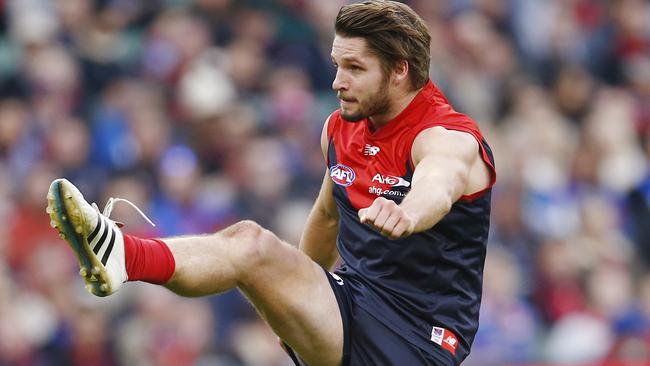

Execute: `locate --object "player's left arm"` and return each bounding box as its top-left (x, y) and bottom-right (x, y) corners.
top-left (358, 126), bottom-right (490, 239)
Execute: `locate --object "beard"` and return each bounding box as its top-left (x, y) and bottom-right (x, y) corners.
top-left (340, 75), bottom-right (391, 122)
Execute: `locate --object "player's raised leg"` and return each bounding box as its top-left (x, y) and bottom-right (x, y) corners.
top-left (164, 223), bottom-right (343, 365)
top-left (46, 178), bottom-right (343, 366)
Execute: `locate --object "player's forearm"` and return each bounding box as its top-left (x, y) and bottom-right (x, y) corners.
top-left (400, 159), bottom-right (467, 233)
top-left (299, 208), bottom-right (339, 270)
top-left (400, 186), bottom-right (452, 233)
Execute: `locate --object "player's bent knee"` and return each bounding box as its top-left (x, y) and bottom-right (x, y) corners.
top-left (221, 220), bottom-right (263, 241)
top-left (224, 220), bottom-right (286, 276)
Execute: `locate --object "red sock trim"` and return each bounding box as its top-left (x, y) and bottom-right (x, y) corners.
top-left (123, 235), bottom-right (176, 284)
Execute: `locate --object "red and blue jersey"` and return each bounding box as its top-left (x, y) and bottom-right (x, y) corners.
top-left (327, 80), bottom-right (496, 363)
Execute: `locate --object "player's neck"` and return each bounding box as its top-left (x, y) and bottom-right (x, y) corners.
top-left (368, 87), bottom-right (422, 130)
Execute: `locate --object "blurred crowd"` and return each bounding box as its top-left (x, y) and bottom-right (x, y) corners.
top-left (0, 0), bottom-right (649, 365)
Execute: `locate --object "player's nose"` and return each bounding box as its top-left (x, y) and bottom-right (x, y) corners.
top-left (332, 69), bottom-right (348, 91)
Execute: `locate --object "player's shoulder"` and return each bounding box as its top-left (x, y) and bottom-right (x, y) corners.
top-left (326, 109), bottom-right (361, 139)
top-left (418, 92), bottom-right (482, 141)
top-left (420, 82), bottom-right (477, 125)
top-left (325, 109), bottom-right (341, 133)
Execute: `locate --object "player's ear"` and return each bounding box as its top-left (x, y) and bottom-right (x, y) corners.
top-left (392, 60), bottom-right (409, 85)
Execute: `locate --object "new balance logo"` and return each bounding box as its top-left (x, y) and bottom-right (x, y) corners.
top-left (431, 326), bottom-right (458, 355)
top-left (363, 144), bottom-right (380, 156)
top-left (444, 336), bottom-right (457, 347)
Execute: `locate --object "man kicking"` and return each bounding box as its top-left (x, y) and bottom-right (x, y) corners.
top-left (47, 1), bottom-right (495, 365)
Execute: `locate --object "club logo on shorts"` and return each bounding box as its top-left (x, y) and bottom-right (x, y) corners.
top-left (431, 326), bottom-right (458, 355)
top-left (330, 164), bottom-right (356, 187)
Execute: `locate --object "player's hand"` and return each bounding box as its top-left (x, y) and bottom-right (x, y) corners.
top-left (358, 197), bottom-right (415, 240)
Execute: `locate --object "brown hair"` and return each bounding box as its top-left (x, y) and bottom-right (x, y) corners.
top-left (335, 1), bottom-right (431, 89)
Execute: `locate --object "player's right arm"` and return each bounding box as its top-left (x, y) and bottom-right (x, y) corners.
top-left (299, 117), bottom-right (340, 270)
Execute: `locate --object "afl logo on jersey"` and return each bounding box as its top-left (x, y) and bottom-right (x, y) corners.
top-left (330, 164), bottom-right (356, 187)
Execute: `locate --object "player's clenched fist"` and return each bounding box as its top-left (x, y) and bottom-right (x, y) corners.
top-left (358, 197), bottom-right (416, 240)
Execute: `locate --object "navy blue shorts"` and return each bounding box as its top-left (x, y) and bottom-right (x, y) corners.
top-left (285, 270), bottom-right (454, 366)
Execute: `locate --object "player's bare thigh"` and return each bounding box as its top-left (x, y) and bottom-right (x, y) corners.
top-left (170, 221), bottom-right (344, 366)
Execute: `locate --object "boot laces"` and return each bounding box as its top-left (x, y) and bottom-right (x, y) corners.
top-left (91, 198), bottom-right (156, 227)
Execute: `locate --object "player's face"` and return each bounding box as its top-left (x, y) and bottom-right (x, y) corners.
top-left (331, 35), bottom-right (391, 122)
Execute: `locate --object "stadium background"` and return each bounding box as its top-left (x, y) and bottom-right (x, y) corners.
top-left (1, 0), bottom-right (650, 365)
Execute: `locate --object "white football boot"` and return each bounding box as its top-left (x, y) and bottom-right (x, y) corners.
top-left (46, 178), bottom-right (155, 297)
